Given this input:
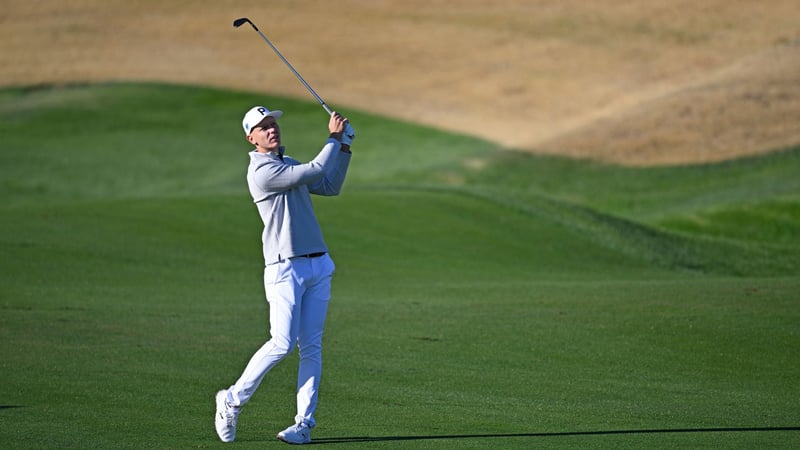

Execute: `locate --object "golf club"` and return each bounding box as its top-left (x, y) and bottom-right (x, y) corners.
top-left (233, 17), bottom-right (333, 116)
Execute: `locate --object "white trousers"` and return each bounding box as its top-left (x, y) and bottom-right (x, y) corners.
top-left (228, 253), bottom-right (335, 428)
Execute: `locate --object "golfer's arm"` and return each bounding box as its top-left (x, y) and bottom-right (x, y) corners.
top-left (253, 139), bottom-right (341, 191)
top-left (309, 151), bottom-right (351, 196)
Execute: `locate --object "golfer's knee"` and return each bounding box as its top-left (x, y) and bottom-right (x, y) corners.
top-left (269, 336), bottom-right (296, 358)
top-left (298, 341), bottom-right (322, 360)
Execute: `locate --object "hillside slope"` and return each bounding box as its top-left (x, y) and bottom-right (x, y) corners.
top-left (1, 83), bottom-right (797, 276)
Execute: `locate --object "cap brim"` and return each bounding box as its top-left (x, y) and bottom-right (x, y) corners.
top-left (256, 110), bottom-right (282, 125)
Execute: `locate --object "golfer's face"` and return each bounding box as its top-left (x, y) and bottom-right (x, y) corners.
top-left (251, 117), bottom-right (281, 151)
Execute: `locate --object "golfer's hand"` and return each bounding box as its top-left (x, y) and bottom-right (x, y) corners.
top-left (328, 111), bottom-right (346, 138)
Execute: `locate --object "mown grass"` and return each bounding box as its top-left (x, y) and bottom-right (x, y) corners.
top-left (1, 83), bottom-right (798, 448)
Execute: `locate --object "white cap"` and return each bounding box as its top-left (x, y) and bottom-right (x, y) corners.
top-left (242, 106), bottom-right (283, 135)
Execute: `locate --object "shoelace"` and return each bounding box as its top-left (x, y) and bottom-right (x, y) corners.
top-left (221, 402), bottom-right (239, 425)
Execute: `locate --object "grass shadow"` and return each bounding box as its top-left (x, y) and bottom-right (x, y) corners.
top-left (311, 426), bottom-right (800, 444)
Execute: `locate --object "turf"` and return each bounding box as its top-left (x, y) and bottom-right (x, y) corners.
top-left (1, 83), bottom-right (799, 448)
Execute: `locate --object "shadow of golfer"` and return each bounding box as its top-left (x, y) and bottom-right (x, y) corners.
top-left (310, 426), bottom-right (800, 444)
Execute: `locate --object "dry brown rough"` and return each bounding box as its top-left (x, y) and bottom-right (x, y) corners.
top-left (2, 0), bottom-right (799, 165)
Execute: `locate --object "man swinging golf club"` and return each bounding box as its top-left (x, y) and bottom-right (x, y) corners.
top-left (215, 105), bottom-right (354, 444)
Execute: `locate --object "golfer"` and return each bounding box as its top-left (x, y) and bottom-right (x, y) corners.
top-left (215, 105), bottom-right (354, 445)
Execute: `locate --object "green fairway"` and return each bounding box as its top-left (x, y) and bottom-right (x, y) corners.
top-left (1, 84), bottom-right (799, 448)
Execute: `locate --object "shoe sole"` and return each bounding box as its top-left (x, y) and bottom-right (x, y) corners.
top-left (276, 431), bottom-right (311, 445)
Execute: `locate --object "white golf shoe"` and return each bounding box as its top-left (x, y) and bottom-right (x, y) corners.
top-left (214, 390), bottom-right (240, 442)
top-left (277, 422), bottom-right (312, 445)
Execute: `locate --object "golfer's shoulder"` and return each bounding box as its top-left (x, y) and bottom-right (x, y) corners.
top-left (249, 152), bottom-right (281, 168)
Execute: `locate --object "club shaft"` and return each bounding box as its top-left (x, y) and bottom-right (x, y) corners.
top-left (249, 25), bottom-right (333, 115)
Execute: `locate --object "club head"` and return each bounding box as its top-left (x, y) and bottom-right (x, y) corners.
top-left (233, 17), bottom-right (251, 28)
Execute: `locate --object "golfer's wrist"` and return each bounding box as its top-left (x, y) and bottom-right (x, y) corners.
top-left (329, 132), bottom-right (343, 140)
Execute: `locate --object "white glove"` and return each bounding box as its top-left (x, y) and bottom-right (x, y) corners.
top-left (342, 122), bottom-right (355, 146)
